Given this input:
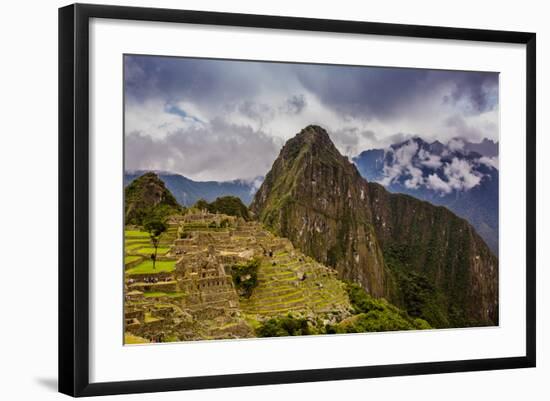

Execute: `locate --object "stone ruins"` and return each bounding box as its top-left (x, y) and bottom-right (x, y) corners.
top-left (124, 209), bottom-right (351, 343)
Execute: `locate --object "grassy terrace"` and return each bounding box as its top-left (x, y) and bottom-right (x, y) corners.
top-left (125, 238), bottom-right (150, 245)
top-left (240, 251), bottom-right (349, 316)
top-left (144, 312), bottom-right (161, 323)
top-left (126, 242), bottom-right (148, 251)
top-left (124, 333), bottom-right (150, 344)
top-left (124, 255), bottom-right (142, 265)
top-left (125, 230), bottom-right (149, 238)
top-left (126, 260), bottom-right (176, 275)
top-left (136, 247), bottom-right (170, 256)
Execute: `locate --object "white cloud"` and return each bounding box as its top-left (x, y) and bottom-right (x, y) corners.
top-left (125, 118), bottom-right (282, 181)
top-left (443, 157), bottom-right (483, 191)
top-left (479, 156), bottom-right (499, 169)
top-left (377, 142), bottom-right (487, 195)
top-left (379, 140), bottom-right (419, 186)
top-left (418, 148), bottom-right (442, 169)
top-left (404, 165), bottom-right (424, 189)
top-left (426, 173), bottom-right (452, 194)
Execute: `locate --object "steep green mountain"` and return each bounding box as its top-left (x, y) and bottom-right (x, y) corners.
top-left (125, 172), bottom-right (182, 225)
top-left (251, 125), bottom-right (498, 328)
top-left (251, 125), bottom-right (388, 298)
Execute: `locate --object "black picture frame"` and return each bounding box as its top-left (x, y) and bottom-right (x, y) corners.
top-left (58, 3), bottom-right (536, 397)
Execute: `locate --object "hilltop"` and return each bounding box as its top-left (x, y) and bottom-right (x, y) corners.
top-left (124, 172), bottom-right (182, 225)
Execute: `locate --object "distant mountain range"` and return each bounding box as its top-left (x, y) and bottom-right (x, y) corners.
top-left (352, 137), bottom-right (499, 254)
top-left (124, 171), bottom-right (260, 207)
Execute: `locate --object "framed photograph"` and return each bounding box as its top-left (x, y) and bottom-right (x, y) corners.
top-left (58, 3), bottom-right (536, 397)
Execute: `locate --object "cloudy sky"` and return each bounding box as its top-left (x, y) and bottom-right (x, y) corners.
top-left (124, 55), bottom-right (499, 182)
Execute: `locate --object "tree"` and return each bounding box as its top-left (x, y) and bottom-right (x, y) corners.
top-left (143, 219), bottom-right (167, 270)
top-left (193, 199), bottom-right (210, 212)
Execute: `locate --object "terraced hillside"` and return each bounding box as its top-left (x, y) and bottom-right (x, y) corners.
top-left (241, 250), bottom-right (350, 317)
top-left (124, 210), bottom-right (352, 343)
top-left (123, 222), bottom-right (179, 272)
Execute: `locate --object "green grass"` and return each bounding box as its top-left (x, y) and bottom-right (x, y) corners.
top-left (125, 239), bottom-right (150, 245)
top-left (126, 243), bottom-right (149, 251)
top-left (124, 333), bottom-right (150, 344)
top-left (136, 247), bottom-right (170, 256)
top-left (124, 255), bottom-right (142, 265)
top-left (143, 291), bottom-right (186, 299)
top-left (125, 230), bottom-right (150, 238)
top-left (144, 312), bottom-right (161, 323)
top-left (126, 260), bottom-right (176, 275)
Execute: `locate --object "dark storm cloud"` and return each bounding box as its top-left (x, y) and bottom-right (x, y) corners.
top-left (125, 56), bottom-right (261, 107)
top-left (126, 56), bottom-right (496, 117)
top-left (294, 65), bottom-right (498, 120)
top-left (444, 72), bottom-right (499, 114)
top-left (281, 94), bottom-right (307, 115)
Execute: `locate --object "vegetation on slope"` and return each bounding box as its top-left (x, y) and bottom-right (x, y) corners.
top-left (326, 283), bottom-right (431, 333)
top-left (256, 314), bottom-right (314, 337)
top-left (229, 258), bottom-right (260, 298)
top-left (254, 282), bottom-right (431, 337)
top-left (368, 183), bottom-right (498, 327)
top-left (125, 172), bottom-right (182, 225)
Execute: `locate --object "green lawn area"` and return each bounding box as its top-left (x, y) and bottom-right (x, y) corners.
top-left (125, 260), bottom-right (176, 275)
top-left (124, 255), bottom-right (142, 265)
top-left (125, 230), bottom-right (150, 238)
top-left (126, 242), bottom-right (149, 251)
top-left (125, 238), bottom-right (150, 245)
top-left (144, 312), bottom-right (161, 323)
top-left (136, 247), bottom-right (170, 256)
top-left (143, 291), bottom-right (186, 299)
top-left (124, 333), bottom-right (150, 344)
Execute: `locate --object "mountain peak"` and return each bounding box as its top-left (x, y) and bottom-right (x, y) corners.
top-left (273, 125), bottom-right (342, 170)
top-left (124, 171), bottom-right (181, 225)
top-left (297, 124), bottom-right (332, 142)
top-left (290, 125), bottom-right (333, 148)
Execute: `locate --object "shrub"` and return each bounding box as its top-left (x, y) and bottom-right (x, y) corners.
top-left (193, 199), bottom-right (210, 211)
top-left (256, 314), bottom-right (313, 337)
top-left (229, 258), bottom-right (260, 298)
top-left (333, 282), bottom-right (432, 333)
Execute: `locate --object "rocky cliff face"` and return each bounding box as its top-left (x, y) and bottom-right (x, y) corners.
top-left (125, 172), bottom-right (181, 225)
top-left (251, 125), bottom-right (498, 327)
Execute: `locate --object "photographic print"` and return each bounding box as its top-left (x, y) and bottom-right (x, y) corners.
top-left (123, 55), bottom-right (499, 344)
